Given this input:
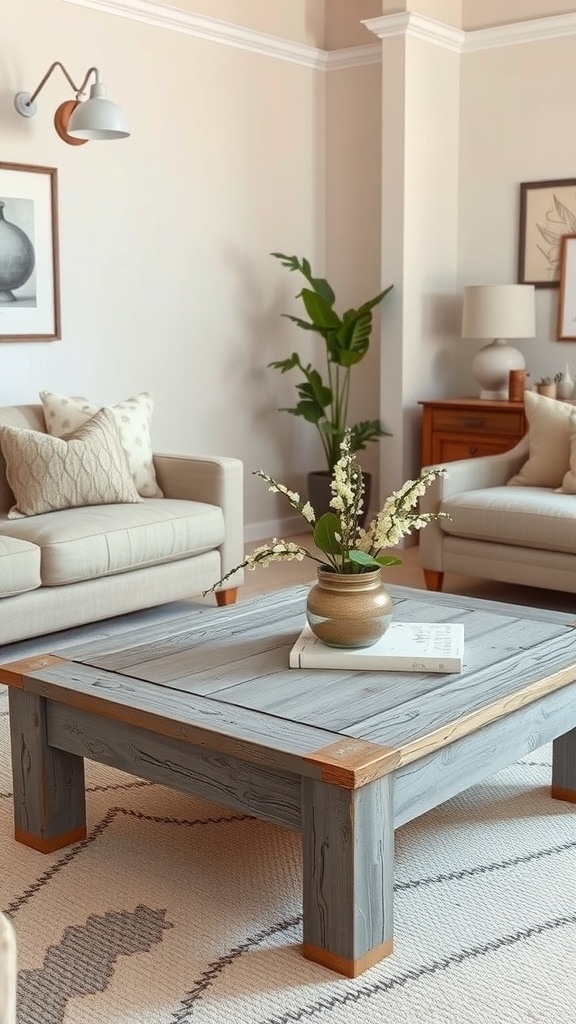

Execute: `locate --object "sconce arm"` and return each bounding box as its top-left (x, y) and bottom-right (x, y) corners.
top-left (15, 63), bottom-right (100, 118)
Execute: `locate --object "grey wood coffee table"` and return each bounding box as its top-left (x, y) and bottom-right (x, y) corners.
top-left (2, 584), bottom-right (576, 977)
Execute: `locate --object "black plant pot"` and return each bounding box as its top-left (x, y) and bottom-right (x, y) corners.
top-left (307, 470), bottom-right (372, 528)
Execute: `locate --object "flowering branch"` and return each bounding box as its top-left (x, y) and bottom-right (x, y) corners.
top-left (203, 429), bottom-right (449, 594)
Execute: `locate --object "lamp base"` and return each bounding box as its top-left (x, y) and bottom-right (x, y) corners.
top-left (478, 386), bottom-right (510, 401)
top-left (472, 338), bottom-right (525, 402)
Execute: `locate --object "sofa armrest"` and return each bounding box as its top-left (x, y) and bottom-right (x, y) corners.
top-left (419, 436), bottom-right (529, 572)
top-left (421, 434), bottom-right (530, 501)
top-left (153, 453), bottom-right (244, 588)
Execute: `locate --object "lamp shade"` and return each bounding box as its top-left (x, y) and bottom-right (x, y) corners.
top-left (67, 81), bottom-right (130, 140)
top-left (461, 284), bottom-right (535, 339)
top-left (461, 284), bottom-right (535, 400)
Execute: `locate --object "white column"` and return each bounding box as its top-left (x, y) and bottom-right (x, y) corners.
top-left (364, 10), bottom-right (462, 498)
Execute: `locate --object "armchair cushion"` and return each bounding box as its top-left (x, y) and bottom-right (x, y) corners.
top-left (441, 485), bottom-right (576, 554)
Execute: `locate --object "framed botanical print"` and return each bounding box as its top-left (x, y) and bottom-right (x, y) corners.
top-left (518, 178), bottom-right (576, 288)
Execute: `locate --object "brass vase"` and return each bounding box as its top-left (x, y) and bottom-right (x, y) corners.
top-left (306, 566), bottom-right (393, 649)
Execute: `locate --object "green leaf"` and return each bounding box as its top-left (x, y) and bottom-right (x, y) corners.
top-left (349, 420), bottom-right (391, 453)
top-left (313, 513), bottom-right (342, 555)
top-left (300, 289), bottom-right (340, 330)
top-left (349, 550), bottom-right (403, 568)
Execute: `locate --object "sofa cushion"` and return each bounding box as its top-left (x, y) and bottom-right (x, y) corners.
top-left (40, 390), bottom-right (163, 498)
top-left (0, 409), bottom-right (143, 519)
top-left (0, 499), bottom-right (225, 586)
top-left (507, 391), bottom-right (575, 489)
top-left (0, 535), bottom-right (41, 597)
top-left (440, 485), bottom-right (576, 554)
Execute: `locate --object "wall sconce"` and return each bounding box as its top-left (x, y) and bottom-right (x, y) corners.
top-left (461, 284), bottom-right (535, 400)
top-left (14, 61), bottom-right (130, 146)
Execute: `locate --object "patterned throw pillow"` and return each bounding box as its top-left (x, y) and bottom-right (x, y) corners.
top-left (39, 390), bottom-right (163, 498)
top-left (0, 409), bottom-right (143, 519)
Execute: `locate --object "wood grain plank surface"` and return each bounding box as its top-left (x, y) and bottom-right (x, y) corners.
top-left (11, 660), bottom-right (340, 778)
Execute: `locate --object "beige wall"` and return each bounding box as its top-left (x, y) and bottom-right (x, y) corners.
top-left (457, 31), bottom-right (576, 392)
top-left (2, 0), bottom-right (382, 539)
top-left (5, 0), bottom-right (576, 544)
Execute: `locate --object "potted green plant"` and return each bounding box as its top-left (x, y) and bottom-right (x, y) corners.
top-left (268, 252), bottom-right (393, 516)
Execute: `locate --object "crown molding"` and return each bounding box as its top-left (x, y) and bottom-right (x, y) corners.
top-left (62, 0), bottom-right (576, 64)
top-left (61, 0), bottom-right (379, 70)
top-left (363, 13), bottom-right (464, 53)
top-left (364, 10), bottom-right (576, 53)
top-left (463, 12), bottom-right (576, 52)
top-left (325, 44), bottom-right (381, 70)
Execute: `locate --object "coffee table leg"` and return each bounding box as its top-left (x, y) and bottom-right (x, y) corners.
top-left (8, 690), bottom-right (87, 852)
top-left (551, 727), bottom-right (576, 803)
top-left (301, 774), bottom-right (394, 977)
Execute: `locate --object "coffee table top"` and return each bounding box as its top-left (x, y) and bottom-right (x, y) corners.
top-left (3, 585), bottom-right (576, 788)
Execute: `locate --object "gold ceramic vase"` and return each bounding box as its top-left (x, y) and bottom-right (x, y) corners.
top-left (306, 566), bottom-right (393, 649)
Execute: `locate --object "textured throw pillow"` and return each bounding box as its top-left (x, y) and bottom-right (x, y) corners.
top-left (0, 408), bottom-right (143, 519)
top-left (507, 390), bottom-right (575, 488)
top-left (39, 390), bottom-right (163, 498)
top-left (559, 412), bottom-right (576, 494)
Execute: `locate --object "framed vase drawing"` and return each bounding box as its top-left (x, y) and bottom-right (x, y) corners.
top-left (0, 162), bottom-right (60, 341)
top-left (518, 178), bottom-right (576, 288)
top-left (557, 234), bottom-right (576, 340)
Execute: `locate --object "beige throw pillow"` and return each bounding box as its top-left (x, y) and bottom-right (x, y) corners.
top-left (0, 408), bottom-right (143, 519)
top-left (559, 412), bottom-right (576, 494)
top-left (507, 390), bottom-right (575, 488)
top-left (39, 390), bottom-right (163, 498)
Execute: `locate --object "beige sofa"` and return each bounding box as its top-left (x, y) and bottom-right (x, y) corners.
top-left (419, 431), bottom-right (576, 595)
top-left (0, 404), bottom-right (244, 645)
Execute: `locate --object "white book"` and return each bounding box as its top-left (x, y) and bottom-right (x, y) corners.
top-left (290, 622), bottom-right (464, 673)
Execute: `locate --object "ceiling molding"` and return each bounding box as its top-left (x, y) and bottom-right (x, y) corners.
top-left (62, 0), bottom-right (576, 64)
top-left (325, 44), bottom-right (381, 71)
top-left (61, 0), bottom-right (380, 70)
top-left (463, 12), bottom-right (576, 52)
top-left (363, 13), bottom-right (464, 53)
top-left (364, 10), bottom-right (576, 54)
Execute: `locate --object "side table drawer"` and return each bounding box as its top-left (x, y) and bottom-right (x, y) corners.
top-left (431, 409), bottom-right (524, 437)
top-left (435, 437), bottom-right (515, 462)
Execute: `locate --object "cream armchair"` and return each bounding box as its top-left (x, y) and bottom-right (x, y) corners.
top-left (419, 434), bottom-right (576, 595)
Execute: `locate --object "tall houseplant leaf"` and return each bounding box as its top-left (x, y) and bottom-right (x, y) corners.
top-left (269, 252), bottom-right (393, 472)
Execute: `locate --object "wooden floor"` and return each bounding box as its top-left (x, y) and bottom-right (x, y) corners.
top-left (239, 532), bottom-right (576, 616)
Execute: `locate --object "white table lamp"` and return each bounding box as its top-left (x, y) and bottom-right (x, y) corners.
top-left (461, 284), bottom-right (535, 400)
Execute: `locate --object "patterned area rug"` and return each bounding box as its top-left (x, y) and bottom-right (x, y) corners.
top-left (1, 607), bottom-right (575, 1024)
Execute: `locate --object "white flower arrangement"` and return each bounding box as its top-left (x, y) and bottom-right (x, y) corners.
top-left (204, 430), bottom-right (449, 593)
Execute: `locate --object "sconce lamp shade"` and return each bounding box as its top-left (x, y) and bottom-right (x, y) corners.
top-left (67, 81), bottom-right (130, 140)
top-left (13, 62), bottom-right (129, 145)
top-left (461, 284), bottom-right (536, 400)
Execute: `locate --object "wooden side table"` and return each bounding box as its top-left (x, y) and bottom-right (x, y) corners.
top-left (419, 397), bottom-right (527, 466)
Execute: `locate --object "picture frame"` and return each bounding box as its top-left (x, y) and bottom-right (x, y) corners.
top-left (0, 162), bottom-right (60, 341)
top-left (518, 178), bottom-right (576, 288)
top-left (557, 234), bottom-right (576, 340)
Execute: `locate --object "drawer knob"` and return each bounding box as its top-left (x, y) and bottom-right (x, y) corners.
top-left (463, 418), bottom-right (485, 428)
top-left (468, 445), bottom-right (478, 455)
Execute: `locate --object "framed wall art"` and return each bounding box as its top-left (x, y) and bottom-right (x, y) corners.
top-left (0, 162), bottom-right (60, 341)
top-left (557, 234), bottom-right (576, 340)
top-left (518, 178), bottom-right (576, 288)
